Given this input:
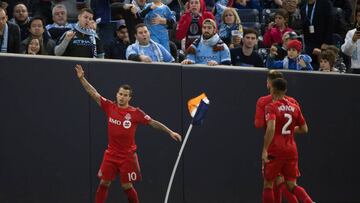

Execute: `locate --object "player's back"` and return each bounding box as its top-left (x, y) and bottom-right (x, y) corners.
top-left (255, 94), bottom-right (299, 128)
top-left (266, 98), bottom-right (305, 159)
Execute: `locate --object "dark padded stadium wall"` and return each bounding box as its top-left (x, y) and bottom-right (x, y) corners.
top-left (181, 67), bottom-right (267, 203)
top-left (0, 56), bottom-right (91, 203)
top-left (88, 61), bottom-right (184, 203)
top-left (284, 72), bottom-right (360, 202)
top-left (181, 66), bottom-right (360, 203)
top-left (1, 54), bottom-right (360, 203)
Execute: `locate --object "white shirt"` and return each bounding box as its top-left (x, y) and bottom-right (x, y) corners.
top-left (341, 28), bottom-right (360, 69)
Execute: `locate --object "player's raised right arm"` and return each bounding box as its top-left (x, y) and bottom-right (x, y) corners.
top-left (75, 64), bottom-right (101, 106)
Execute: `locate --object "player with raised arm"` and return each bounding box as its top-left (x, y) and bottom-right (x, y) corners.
top-left (74, 64), bottom-right (181, 203)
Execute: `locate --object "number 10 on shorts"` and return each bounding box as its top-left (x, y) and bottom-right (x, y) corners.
top-left (128, 172), bottom-right (137, 181)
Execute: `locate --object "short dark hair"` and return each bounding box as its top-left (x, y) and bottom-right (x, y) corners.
top-left (271, 78), bottom-right (287, 93)
top-left (267, 70), bottom-right (283, 81)
top-left (28, 16), bottom-right (45, 29)
top-left (119, 84), bottom-right (133, 97)
top-left (135, 23), bottom-right (147, 34)
top-left (243, 28), bottom-right (258, 38)
top-left (79, 8), bottom-right (94, 15)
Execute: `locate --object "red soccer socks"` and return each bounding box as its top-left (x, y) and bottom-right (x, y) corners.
top-left (273, 183), bottom-right (282, 203)
top-left (95, 184), bottom-right (109, 203)
top-left (293, 185), bottom-right (313, 203)
top-left (263, 188), bottom-right (274, 203)
top-left (124, 187), bottom-right (139, 203)
top-left (278, 183), bottom-right (298, 203)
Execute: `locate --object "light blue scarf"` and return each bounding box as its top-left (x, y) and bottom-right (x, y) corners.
top-left (0, 23), bottom-right (8, 53)
top-left (133, 39), bottom-right (163, 62)
top-left (200, 33), bottom-right (220, 47)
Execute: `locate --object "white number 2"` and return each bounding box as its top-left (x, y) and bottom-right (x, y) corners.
top-left (128, 172), bottom-right (137, 181)
top-left (281, 113), bottom-right (292, 135)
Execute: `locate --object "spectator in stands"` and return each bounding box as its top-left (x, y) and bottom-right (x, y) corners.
top-left (233, 0), bottom-right (262, 11)
top-left (270, 31), bottom-right (299, 60)
top-left (139, 0), bottom-right (176, 52)
top-left (20, 16), bottom-right (56, 55)
top-left (46, 4), bottom-right (74, 41)
top-left (281, 0), bottom-right (302, 34)
top-left (218, 7), bottom-right (243, 48)
top-left (110, 0), bottom-right (146, 43)
top-left (176, 0), bottom-right (215, 50)
top-left (106, 23), bottom-right (130, 60)
top-left (341, 24), bottom-right (360, 74)
top-left (23, 37), bottom-right (47, 55)
top-left (263, 9), bottom-right (293, 47)
top-left (0, 1), bottom-right (8, 10)
top-left (213, 0), bottom-right (234, 25)
top-left (9, 3), bottom-right (30, 41)
top-left (56, 0), bottom-right (91, 22)
top-left (230, 28), bottom-right (264, 67)
top-left (55, 8), bottom-right (104, 58)
top-left (126, 23), bottom-right (174, 62)
top-left (266, 39), bottom-right (313, 70)
top-left (318, 49), bottom-right (338, 72)
top-left (331, 0), bottom-right (352, 26)
top-left (0, 7), bottom-right (20, 53)
top-left (181, 19), bottom-right (231, 66)
top-left (300, 0), bottom-right (334, 70)
top-left (351, 7), bottom-right (360, 29)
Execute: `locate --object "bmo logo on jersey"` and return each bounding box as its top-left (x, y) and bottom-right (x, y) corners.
top-left (109, 117), bottom-right (121, 125)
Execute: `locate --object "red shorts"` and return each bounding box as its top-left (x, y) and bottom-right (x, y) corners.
top-left (97, 153), bottom-right (142, 184)
top-left (263, 158), bottom-right (300, 182)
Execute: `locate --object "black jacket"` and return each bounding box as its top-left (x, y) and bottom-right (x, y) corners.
top-left (3, 22), bottom-right (21, 53)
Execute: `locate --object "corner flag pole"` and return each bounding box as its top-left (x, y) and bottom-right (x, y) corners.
top-left (164, 123), bottom-right (193, 203)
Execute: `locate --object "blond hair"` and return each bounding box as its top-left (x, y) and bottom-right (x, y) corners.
top-left (221, 7), bottom-right (241, 25)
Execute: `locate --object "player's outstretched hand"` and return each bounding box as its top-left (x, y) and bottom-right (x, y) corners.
top-left (75, 64), bottom-right (85, 79)
top-left (170, 132), bottom-right (182, 142)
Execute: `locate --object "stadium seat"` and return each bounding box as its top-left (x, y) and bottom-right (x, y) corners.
top-left (236, 9), bottom-right (259, 23)
top-left (242, 22), bottom-right (262, 34)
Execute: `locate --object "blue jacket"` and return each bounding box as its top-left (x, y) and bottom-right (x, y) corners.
top-left (266, 54), bottom-right (313, 70)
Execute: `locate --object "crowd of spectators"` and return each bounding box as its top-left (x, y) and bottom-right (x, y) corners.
top-left (0, 0), bottom-right (359, 74)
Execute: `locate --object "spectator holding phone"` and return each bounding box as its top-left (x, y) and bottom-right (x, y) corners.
top-left (341, 8), bottom-right (360, 74)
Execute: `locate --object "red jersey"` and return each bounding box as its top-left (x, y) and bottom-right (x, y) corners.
top-left (100, 97), bottom-right (151, 156)
top-left (265, 98), bottom-right (306, 159)
top-left (254, 94), bottom-right (299, 129)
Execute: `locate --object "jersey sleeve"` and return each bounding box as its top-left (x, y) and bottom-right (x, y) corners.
top-left (254, 98), bottom-right (265, 128)
top-left (135, 108), bottom-right (152, 125)
top-left (296, 107), bottom-right (306, 126)
top-left (265, 104), bottom-right (276, 122)
top-left (100, 96), bottom-right (112, 115)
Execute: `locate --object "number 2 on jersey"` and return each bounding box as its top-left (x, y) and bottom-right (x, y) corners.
top-left (282, 113), bottom-right (292, 135)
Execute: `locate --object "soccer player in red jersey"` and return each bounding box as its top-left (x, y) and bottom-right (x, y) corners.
top-left (75, 64), bottom-right (182, 203)
top-left (255, 70), bottom-right (299, 203)
top-left (262, 78), bottom-right (314, 203)
top-left (255, 70), bottom-right (299, 129)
